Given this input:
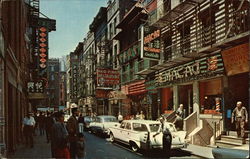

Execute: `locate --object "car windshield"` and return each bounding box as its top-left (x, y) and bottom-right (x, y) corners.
top-left (149, 124), bottom-right (160, 132)
top-left (103, 117), bottom-right (117, 122)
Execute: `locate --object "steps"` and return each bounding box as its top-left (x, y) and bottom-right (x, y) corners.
top-left (215, 131), bottom-right (249, 148)
top-left (216, 140), bottom-right (243, 148)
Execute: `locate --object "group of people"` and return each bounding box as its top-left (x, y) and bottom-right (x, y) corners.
top-left (22, 108), bottom-right (85, 159)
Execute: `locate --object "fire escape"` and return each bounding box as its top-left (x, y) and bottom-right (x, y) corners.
top-left (146, 0), bottom-right (249, 72)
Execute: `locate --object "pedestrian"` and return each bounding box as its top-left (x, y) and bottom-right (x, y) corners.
top-left (76, 133), bottom-right (85, 159)
top-left (66, 107), bottom-right (79, 159)
top-left (38, 112), bottom-right (45, 136)
top-left (118, 112), bottom-right (123, 123)
top-left (78, 113), bottom-right (84, 133)
top-left (139, 111), bottom-right (145, 120)
top-left (22, 112), bottom-right (36, 148)
top-left (45, 111), bottom-right (55, 143)
top-left (159, 116), bottom-right (172, 156)
top-left (51, 111), bottom-right (70, 159)
top-left (231, 101), bottom-right (248, 138)
top-left (135, 112), bottom-right (140, 119)
top-left (173, 104), bottom-right (185, 130)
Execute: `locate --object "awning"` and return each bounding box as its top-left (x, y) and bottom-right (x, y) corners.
top-left (108, 90), bottom-right (127, 100)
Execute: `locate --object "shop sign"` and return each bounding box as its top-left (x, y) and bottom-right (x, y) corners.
top-left (128, 80), bottom-right (147, 95)
top-left (27, 81), bottom-right (44, 93)
top-left (155, 54), bottom-right (224, 87)
top-left (96, 90), bottom-right (109, 98)
top-left (145, 80), bottom-right (157, 91)
top-left (96, 68), bottom-right (120, 87)
top-left (119, 42), bottom-right (140, 64)
top-left (141, 25), bottom-right (161, 60)
top-left (72, 65), bottom-right (78, 98)
top-left (38, 26), bottom-right (48, 70)
top-left (222, 43), bottom-right (249, 76)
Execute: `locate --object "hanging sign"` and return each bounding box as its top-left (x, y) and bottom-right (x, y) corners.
top-left (141, 25), bottom-right (161, 60)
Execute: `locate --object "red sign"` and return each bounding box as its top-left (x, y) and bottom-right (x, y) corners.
top-left (96, 68), bottom-right (120, 87)
top-left (38, 26), bottom-right (48, 69)
top-left (128, 80), bottom-right (147, 95)
top-left (96, 90), bottom-right (109, 98)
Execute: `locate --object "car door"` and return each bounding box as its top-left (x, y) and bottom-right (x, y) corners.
top-left (115, 121), bottom-right (126, 142)
top-left (123, 122), bottom-right (132, 143)
top-left (165, 123), bottom-right (182, 145)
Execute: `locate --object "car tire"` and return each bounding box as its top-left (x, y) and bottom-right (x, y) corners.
top-left (130, 142), bottom-right (139, 152)
top-left (110, 132), bottom-right (115, 143)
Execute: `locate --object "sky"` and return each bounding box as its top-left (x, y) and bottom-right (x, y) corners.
top-left (40, 0), bottom-right (108, 58)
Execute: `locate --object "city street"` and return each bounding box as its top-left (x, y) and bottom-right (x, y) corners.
top-left (1, 0), bottom-right (249, 158)
top-left (84, 132), bottom-right (201, 159)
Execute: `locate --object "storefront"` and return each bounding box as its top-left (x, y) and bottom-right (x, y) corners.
top-left (108, 90), bottom-right (127, 116)
top-left (145, 79), bottom-right (159, 120)
top-left (123, 80), bottom-right (148, 117)
top-left (221, 43), bottom-right (249, 131)
top-left (155, 53), bottom-right (225, 119)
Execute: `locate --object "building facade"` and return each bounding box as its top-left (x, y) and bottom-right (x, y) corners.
top-left (140, 0), bottom-right (249, 146)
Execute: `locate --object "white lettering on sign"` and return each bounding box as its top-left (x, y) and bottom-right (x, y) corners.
top-left (155, 62), bottom-right (200, 84)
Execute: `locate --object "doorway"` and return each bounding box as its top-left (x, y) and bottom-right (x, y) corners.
top-left (179, 84), bottom-right (193, 118)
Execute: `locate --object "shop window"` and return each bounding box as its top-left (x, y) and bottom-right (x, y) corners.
top-left (200, 78), bottom-right (222, 114)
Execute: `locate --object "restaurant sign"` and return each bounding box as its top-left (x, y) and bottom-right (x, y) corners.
top-left (27, 80), bottom-right (44, 93)
top-left (119, 42), bottom-right (140, 64)
top-left (141, 25), bottom-right (161, 60)
top-left (96, 68), bottom-right (120, 88)
top-left (222, 43), bottom-right (249, 76)
top-left (155, 54), bottom-right (224, 87)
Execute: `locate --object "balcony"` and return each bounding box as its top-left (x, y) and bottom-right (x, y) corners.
top-left (148, 0), bottom-right (205, 27)
top-left (136, 59), bottom-right (159, 76)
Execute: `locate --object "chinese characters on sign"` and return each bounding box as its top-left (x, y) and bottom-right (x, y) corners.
top-left (38, 26), bottom-right (48, 69)
top-left (72, 65), bottom-right (78, 99)
top-left (96, 68), bottom-right (120, 88)
top-left (142, 26), bottom-right (161, 60)
top-left (222, 43), bottom-right (249, 76)
top-left (155, 54), bottom-right (224, 87)
top-left (27, 81), bottom-right (44, 93)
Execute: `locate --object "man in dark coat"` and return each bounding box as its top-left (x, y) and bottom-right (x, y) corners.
top-left (66, 108), bottom-right (79, 158)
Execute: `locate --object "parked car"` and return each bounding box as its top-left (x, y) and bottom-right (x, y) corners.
top-left (83, 116), bottom-right (93, 131)
top-left (108, 120), bottom-right (187, 153)
top-left (89, 115), bottom-right (118, 135)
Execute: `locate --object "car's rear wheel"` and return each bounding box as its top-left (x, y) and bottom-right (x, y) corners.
top-left (130, 142), bottom-right (139, 152)
top-left (109, 132), bottom-right (115, 143)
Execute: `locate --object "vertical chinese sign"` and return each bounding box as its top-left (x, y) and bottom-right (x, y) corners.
top-left (38, 26), bottom-right (48, 70)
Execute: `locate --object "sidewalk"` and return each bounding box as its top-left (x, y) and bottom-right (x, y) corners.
top-left (183, 143), bottom-right (250, 159)
top-left (183, 144), bottom-right (214, 158)
top-left (9, 134), bottom-right (51, 158)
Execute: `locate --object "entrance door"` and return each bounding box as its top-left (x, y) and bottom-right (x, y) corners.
top-left (179, 84), bottom-right (193, 117)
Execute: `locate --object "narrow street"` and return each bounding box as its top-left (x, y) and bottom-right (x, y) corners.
top-left (84, 132), bottom-right (200, 159)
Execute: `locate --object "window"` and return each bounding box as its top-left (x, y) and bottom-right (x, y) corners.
top-left (149, 124), bottom-right (160, 132)
top-left (96, 117), bottom-right (102, 123)
top-left (133, 123), bottom-right (148, 132)
top-left (120, 122), bottom-right (126, 129)
top-left (125, 123), bottom-right (131, 130)
top-left (104, 117), bottom-right (117, 122)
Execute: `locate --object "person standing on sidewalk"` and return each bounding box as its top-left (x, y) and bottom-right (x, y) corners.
top-left (22, 112), bottom-right (36, 148)
top-left (231, 101), bottom-right (248, 138)
top-left (45, 111), bottom-right (55, 143)
top-left (78, 113), bottom-right (84, 133)
top-left (66, 107), bottom-right (79, 159)
top-left (118, 112), bottom-right (123, 123)
top-left (51, 111), bottom-right (70, 159)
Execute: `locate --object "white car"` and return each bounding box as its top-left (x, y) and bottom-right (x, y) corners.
top-left (89, 115), bottom-right (119, 135)
top-left (108, 120), bottom-right (187, 152)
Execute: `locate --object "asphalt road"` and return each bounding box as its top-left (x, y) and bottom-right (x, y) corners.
top-left (83, 131), bottom-right (201, 159)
